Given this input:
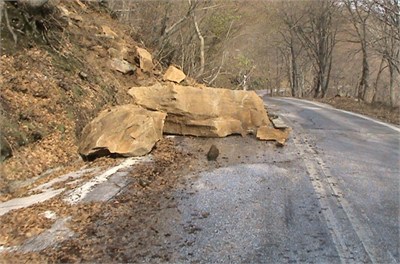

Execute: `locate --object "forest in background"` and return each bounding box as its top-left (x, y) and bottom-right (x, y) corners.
top-left (107, 0), bottom-right (399, 107)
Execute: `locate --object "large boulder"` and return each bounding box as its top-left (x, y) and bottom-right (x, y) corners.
top-left (128, 83), bottom-right (272, 137)
top-left (78, 105), bottom-right (166, 159)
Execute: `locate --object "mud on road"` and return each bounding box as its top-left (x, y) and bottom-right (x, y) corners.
top-left (1, 135), bottom-right (288, 263)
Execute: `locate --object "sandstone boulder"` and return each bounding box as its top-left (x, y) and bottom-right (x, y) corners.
top-left (136, 47), bottom-right (154, 73)
top-left (162, 66), bottom-right (186, 83)
top-left (128, 83), bottom-right (272, 137)
top-left (78, 105), bottom-right (166, 159)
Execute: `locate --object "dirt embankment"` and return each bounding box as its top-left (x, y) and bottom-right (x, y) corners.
top-left (0, 1), bottom-right (157, 194)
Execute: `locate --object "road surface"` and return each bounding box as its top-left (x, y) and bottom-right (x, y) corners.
top-left (5, 97), bottom-right (397, 263)
top-left (158, 97), bottom-right (399, 263)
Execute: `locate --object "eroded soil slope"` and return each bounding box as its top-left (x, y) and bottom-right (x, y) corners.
top-left (0, 1), bottom-right (157, 195)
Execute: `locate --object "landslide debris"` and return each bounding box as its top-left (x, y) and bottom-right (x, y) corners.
top-left (78, 105), bottom-right (166, 160)
top-left (78, 80), bottom-right (290, 160)
top-left (0, 0), bottom-right (156, 191)
top-left (0, 138), bottom-right (191, 263)
top-left (0, 0), bottom-right (290, 200)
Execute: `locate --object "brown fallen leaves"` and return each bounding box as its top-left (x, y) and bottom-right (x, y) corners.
top-left (0, 138), bottom-right (191, 263)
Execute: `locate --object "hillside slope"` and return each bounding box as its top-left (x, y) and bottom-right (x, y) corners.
top-left (0, 0), bottom-right (158, 195)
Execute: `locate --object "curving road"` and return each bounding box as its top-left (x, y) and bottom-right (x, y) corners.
top-left (263, 97), bottom-right (400, 263)
top-left (158, 96), bottom-right (399, 264)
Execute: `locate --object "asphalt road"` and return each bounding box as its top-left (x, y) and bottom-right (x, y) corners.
top-left (2, 97), bottom-right (398, 263)
top-left (160, 97), bottom-right (399, 263)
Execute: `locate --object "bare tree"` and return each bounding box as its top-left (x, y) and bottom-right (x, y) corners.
top-left (344, 0), bottom-right (375, 102)
top-left (370, 0), bottom-right (399, 106)
top-left (277, 1), bottom-right (306, 97)
top-left (295, 0), bottom-right (338, 98)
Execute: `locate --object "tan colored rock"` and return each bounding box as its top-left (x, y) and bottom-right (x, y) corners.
top-left (162, 66), bottom-right (186, 83)
top-left (136, 47), bottom-right (154, 73)
top-left (108, 45), bottom-right (129, 60)
top-left (128, 83), bottom-right (272, 137)
top-left (256, 126), bottom-right (290, 145)
top-left (58, 6), bottom-right (83, 22)
top-left (78, 105), bottom-right (167, 159)
top-left (110, 58), bottom-right (136, 74)
top-left (101, 25), bottom-right (118, 39)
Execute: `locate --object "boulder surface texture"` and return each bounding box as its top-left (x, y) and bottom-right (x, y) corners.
top-left (78, 105), bottom-right (166, 159)
top-left (128, 83), bottom-right (271, 137)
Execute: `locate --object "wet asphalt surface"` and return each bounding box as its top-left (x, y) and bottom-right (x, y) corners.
top-left (152, 97), bottom-right (399, 263)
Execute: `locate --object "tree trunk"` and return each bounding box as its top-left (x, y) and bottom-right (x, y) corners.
top-left (290, 43), bottom-right (298, 97)
top-left (373, 56), bottom-right (386, 103)
top-left (193, 10), bottom-right (204, 78)
top-left (388, 61), bottom-right (396, 107)
top-left (359, 44), bottom-right (370, 101)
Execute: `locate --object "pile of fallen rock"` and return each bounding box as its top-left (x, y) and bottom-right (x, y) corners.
top-left (78, 46), bottom-right (289, 160)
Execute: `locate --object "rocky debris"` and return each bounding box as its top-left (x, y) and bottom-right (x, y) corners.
top-left (100, 25), bottom-right (118, 39)
top-left (57, 4), bottom-right (84, 23)
top-left (110, 58), bottom-right (136, 74)
top-left (136, 47), bottom-right (154, 73)
top-left (162, 66), bottom-right (186, 83)
top-left (256, 126), bottom-right (290, 145)
top-left (78, 71), bottom-right (88, 80)
top-left (207, 145), bottom-right (219, 161)
top-left (270, 116), bottom-right (288, 129)
top-left (0, 136), bottom-right (12, 162)
top-left (128, 83), bottom-right (272, 138)
top-left (78, 105), bottom-right (166, 160)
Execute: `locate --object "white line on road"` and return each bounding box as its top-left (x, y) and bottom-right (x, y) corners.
top-left (278, 108), bottom-right (398, 263)
top-left (268, 97), bottom-right (400, 133)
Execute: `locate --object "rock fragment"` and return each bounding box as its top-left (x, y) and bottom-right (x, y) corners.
top-left (101, 25), bottom-right (118, 39)
top-left (0, 136), bottom-right (12, 162)
top-left (207, 145), bottom-right (219, 161)
top-left (110, 58), bottom-right (136, 74)
top-left (162, 66), bottom-right (186, 83)
top-left (256, 126), bottom-right (290, 145)
top-left (136, 47), bottom-right (154, 73)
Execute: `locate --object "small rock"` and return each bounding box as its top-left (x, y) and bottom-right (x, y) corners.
top-left (136, 47), bottom-right (154, 73)
top-left (162, 65), bottom-right (186, 83)
top-left (110, 58), bottom-right (136, 74)
top-left (207, 145), bottom-right (219, 161)
top-left (138, 179), bottom-right (151, 188)
top-left (78, 71), bottom-right (88, 80)
top-left (0, 136), bottom-right (12, 162)
top-left (101, 25), bottom-right (118, 39)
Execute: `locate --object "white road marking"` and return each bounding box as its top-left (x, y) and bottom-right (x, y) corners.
top-left (270, 97), bottom-right (400, 133)
top-left (275, 103), bottom-right (398, 263)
